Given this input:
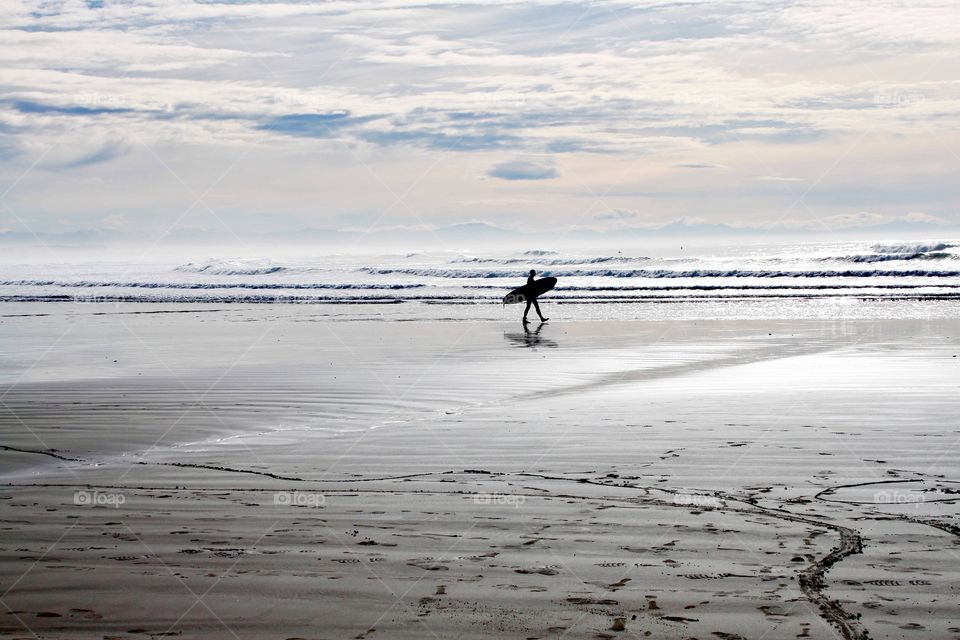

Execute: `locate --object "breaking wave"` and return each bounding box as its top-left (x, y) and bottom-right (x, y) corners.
top-left (0, 280), bottom-right (423, 290)
top-left (359, 267), bottom-right (960, 279)
top-left (452, 256), bottom-right (644, 266)
top-left (6, 289), bottom-right (959, 305)
top-left (1, 295), bottom-right (408, 304)
top-left (871, 242), bottom-right (954, 254)
top-left (175, 259), bottom-right (291, 275)
top-left (827, 252), bottom-right (954, 263)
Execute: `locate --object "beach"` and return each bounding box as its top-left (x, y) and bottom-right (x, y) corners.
top-left (1, 301), bottom-right (958, 639)
top-left (6, 0), bottom-right (960, 633)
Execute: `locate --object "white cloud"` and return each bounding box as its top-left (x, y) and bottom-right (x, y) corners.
top-left (487, 160), bottom-right (558, 181)
top-left (1, 0), bottom-right (958, 234)
top-left (596, 209), bottom-right (638, 221)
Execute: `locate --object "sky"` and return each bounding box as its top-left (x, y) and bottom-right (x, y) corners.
top-left (1, 0), bottom-right (959, 244)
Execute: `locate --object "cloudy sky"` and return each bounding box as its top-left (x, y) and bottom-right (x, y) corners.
top-left (1, 0), bottom-right (959, 241)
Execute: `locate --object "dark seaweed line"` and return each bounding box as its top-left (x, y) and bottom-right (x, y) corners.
top-left (761, 509), bottom-right (866, 640)
top-left (0, 445), bottom-right (439, 484)
top-left (815, 478), bottom-right (960, 505)
top-left (1, 444), bottom-right (84, 462)
top-left (147, 461), bottom-right (435, 484)
top-left (899, 515), bottom-right (960, 537)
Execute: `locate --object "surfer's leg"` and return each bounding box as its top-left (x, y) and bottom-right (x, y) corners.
top-left (523, 301), bottom-right (531, 322)
top-left (533, 300), bottom-right (548, 322)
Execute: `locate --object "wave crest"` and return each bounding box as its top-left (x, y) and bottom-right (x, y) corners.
top-left (871, 242), bottom-right (954, 254)
top-left (175, 259), bottom-right (289, 275)
top-left (452, 256), bottom-right (644, 266)
top-left (360, 267), bottom-right (960, 279)
top-left (0, 280), bottom-right (423, 290)
top-left (829, 252), bottom-right (954, 263)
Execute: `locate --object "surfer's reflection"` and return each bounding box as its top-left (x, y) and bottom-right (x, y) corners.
top-left (504, 321), bottom-right (557, 349)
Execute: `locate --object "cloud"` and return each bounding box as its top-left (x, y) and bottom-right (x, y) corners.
top-left (487, 161), bottom-right (557, 181)
top-left (363, 129), bottom-right (521, 151)
top-left (757, 175), bottom-right (805, 182)
top-left (1, 0), bottom-right (959, 235)
top-left (100, 213), bottom-right (127, 229)
top-left (903, 212), bottom-right (949, 224)
top-left (775, 211), bottom-right (952, 231)
top-left (259, 112), bottom-right (383, 138)
top-left (9, 99), bottom-right (132, 117)
top-left (596, 209), bottom-right (638, 221)
top-left (674, 163), bottom-right (725, 170)
top-left (46, 144), bottom-right (126, 170)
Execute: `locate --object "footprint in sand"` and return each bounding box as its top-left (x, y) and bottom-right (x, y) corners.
top-left (514, 566), bottom-right (559, 576)
top-left (495, 584), bottom-right (547, 592)
top-left (863, 578), bottom-right (933, 587)
top-left (566, 597), bottom-right (619, 606)
top-left (408, 558), bottom-right (450, 571)
top-left (69, 608), bottom-right (102, 620)
top-left (662, 615), bottom-right (698, 623)
top-left (587, 577), bottom-right (632, 591)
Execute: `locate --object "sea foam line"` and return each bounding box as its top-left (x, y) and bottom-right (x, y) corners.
top-left (359, 267), bottom-right (960, 279)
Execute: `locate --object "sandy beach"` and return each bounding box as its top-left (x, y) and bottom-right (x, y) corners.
top-left (0, 303), bottom-right (957, 638)
top-left (5, 0), bottom-right (960, 633)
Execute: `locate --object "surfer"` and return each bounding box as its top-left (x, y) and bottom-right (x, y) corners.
top-left (502, 269), bottom-right (556, 320)
top-left (522, 269), bottom-right (549, 324)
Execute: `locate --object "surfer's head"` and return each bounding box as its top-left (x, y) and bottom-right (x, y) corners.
top-left (529, 269), bottom-right (536, 276)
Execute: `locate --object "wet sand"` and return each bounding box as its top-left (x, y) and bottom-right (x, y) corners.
top-left (1, 304), bottom-right (958, 638)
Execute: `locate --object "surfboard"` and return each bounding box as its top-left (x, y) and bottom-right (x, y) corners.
top-left (503, 277), bottom-right (557, 305)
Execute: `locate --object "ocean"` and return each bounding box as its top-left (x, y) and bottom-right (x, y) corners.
top-left (3, 239), bottom-right (959, 321)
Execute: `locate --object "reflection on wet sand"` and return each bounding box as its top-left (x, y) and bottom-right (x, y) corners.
top-left (504, 321), bottom-right (557, 348)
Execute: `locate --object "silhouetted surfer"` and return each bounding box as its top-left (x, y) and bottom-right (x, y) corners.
top-left (522, 269), bottom-right (549, 324)
top-left (502, 269), bottom-right (557, 320)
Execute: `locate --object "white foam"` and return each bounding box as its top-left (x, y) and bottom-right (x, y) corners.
top-left (174, 258), bottom-right (289, 275)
